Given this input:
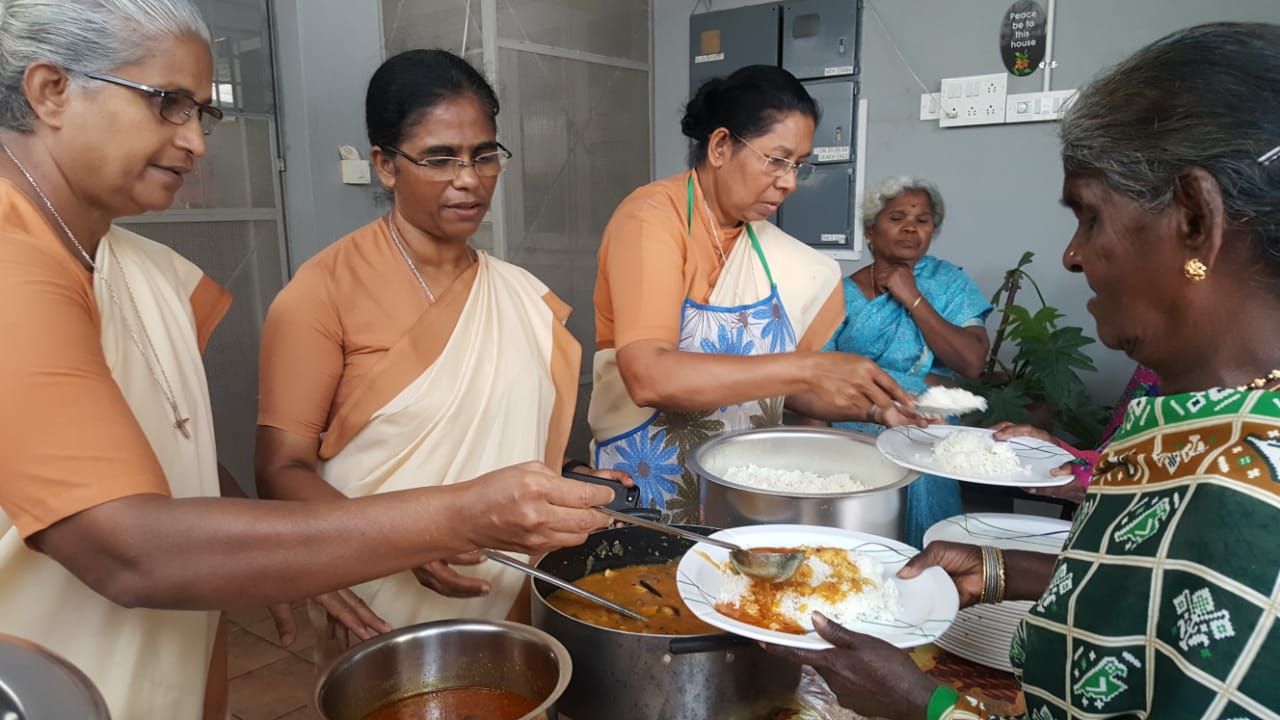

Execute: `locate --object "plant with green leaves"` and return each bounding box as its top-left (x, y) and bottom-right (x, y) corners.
top-left (961, 251), bottom-right (1110, 448)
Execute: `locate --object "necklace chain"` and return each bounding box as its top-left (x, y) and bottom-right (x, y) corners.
top-left (386, 214), bottom-right (474, 304)
top-left (1237, 369), bottom-right (1280, 392)
top-left (699, 189), bottom-right (728, 267)
top-left (3, 144), bottom-right (191, 438)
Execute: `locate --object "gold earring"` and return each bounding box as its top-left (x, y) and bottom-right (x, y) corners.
top-left (1184, 258), bottom-right (1208, 282)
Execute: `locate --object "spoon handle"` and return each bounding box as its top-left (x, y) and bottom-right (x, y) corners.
top-left (595, 507), bottom-right (741, 552)
top-left (482, 550), bottom-right (649, 624)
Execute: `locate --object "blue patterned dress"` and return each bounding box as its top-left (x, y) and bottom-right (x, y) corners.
top-left (825, 255), bottom-right (993, 547)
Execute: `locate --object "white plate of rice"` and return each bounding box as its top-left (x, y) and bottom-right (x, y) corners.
top-left (876, 425), bottom-right (1075, 487)
top-left (675, 524), bottom-right (959, 650)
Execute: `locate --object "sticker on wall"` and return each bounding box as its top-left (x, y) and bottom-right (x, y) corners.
top-left (999, 0), bottom-right (1047, 77)
top-left (696, 30), bottom-right (724, 64)
top-left (814, 147), bottom-right (851, 163)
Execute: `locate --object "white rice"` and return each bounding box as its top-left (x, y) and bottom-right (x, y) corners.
top-left (718, 549), bottom-right (899, 629)
top-left (916, 386), bottom-right (988, 415)
top-left (931, 431), bottom-right (1023, 477)
top-left (723, 464), bottom-right (872, 494)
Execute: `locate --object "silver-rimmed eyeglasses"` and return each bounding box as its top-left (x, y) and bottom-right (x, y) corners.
top-left (83, 72), bottom-right (223, 136)
top-left (385, 143), bottom-right (514, 181)
top-left (732, 133), bottom-right (815, 182)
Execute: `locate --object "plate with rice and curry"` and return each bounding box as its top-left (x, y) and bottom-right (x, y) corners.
top-left (675, 524), bottom-right (959, 650)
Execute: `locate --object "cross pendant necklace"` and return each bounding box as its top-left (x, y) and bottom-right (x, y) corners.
top-left (3, 144), bottom-right (192, 439)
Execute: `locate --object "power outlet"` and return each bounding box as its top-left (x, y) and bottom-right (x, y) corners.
top-left (1006, 89), bottom-right (1079, 124)
top-left (939, 72), bottom-right (1008, 128)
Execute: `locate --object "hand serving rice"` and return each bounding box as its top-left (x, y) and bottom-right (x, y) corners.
top-left (715, 547), bottom-right (898, 634)
top-left (931, 431), bottom-right (1024, 477)
top-left (915, 386), bottom-right (988, 416)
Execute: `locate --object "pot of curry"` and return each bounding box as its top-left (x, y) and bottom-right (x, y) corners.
top-left (531, 525), bottom-right (800, 720)
top-left (313, 619), bottom-right (570, 720)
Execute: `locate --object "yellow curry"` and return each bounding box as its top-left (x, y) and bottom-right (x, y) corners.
top-left (546, 562), bottom-right (716, 635)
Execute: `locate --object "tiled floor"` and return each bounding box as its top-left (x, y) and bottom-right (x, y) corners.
top-left (224, 603), bottom-right (319, 720)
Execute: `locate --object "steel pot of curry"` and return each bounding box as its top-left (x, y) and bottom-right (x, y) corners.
top-left (313, 619), bottom-right (570, 720)
top-left (531, 525), bottom-right (800, 720)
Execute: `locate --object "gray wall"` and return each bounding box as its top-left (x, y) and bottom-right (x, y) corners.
top-left (654, 0), bottom-right (1280, 400)
top-left (274, 0), bottom-right (386, 271)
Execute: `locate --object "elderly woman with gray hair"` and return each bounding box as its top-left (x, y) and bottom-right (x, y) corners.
top-left (769, 22), bottom-right (1280, 720)
top-left (0, 2), bottom-right (617, 717)
top-left (824, 176), bottom-right (992, 545)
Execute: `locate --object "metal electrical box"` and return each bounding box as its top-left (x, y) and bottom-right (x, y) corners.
top-left (805, 80), bottom-right (855, 164)
top-left (782, 0), bottom-right (860, 80)
top-left (778, 164), bottom-right (854, 250)
top-left (689, 3), bottom-right (781, 90)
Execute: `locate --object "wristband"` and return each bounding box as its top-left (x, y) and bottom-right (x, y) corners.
top-left (911, 295), bottom-right (924, 311)
top-left (927, 685), bottom-right (960, 720)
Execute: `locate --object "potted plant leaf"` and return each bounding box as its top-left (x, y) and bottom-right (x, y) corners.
top-left (961, 251), bottom-right (1110, 449)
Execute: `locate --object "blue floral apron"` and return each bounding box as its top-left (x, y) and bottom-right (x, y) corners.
top-left (594, 175), bottom-right (799, 523)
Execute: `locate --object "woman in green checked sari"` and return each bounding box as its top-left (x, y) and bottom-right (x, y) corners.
top-left (765, 22), bottom-right (1280, 720)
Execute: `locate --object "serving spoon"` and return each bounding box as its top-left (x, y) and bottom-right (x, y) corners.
top-left (482, 549), bottom-right (649, 624)
top-left (594, 507), bottom-right (805, 582)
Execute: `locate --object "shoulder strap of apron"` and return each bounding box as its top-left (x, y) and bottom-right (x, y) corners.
top-left (687, 172), bottom-right (776, 287)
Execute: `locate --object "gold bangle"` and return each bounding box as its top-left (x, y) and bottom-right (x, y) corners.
top-left (911, 295), bottom-right (924, 311)
top-left (995, 547), bottom-right (1006, 603)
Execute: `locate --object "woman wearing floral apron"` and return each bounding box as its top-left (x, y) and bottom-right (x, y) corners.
top-left (590, 66), bottom-right (920, 523)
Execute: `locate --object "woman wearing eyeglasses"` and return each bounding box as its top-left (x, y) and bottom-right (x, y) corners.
top-left (0, 6), bottom-right (618, 717)
top-left (255, 49), bottom-right (626, 658)
top-left (590, 65), bottom-right (921, 522)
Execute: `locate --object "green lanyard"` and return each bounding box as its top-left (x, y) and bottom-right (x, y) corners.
top-left (686, 173), bottom-right (775, 287)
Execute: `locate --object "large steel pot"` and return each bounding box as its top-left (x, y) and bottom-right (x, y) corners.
top-left (532, 524), bottom-right (800, 720)
top-left (313, 619), bottom-right (570, 720)
top-left (689, 426), bottom-right (918, 538)
top-left (0, 634), bottom-right (111, 720)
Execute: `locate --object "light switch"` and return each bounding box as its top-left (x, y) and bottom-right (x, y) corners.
top-left (341, 158), bottom-right (370, 185)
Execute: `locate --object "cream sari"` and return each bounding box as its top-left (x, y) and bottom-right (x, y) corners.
top-left (317, 251), bottom-right (577, 634)
top-left (0, 226), bottom-right (221, 719)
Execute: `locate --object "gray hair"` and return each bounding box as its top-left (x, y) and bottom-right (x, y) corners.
top-left (1061, 22), bottom-right (1280, 266)
top-left (860, 176), bottom-right (946, 233)
top-left (0, 0), bottom-right (210, 131)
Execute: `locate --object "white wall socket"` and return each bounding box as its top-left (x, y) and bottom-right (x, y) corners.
top-left (919, 92), bottom-right (941, 121)
top-left (1006, 89), bottom-right (1078, 124)
top-left (938, 72), bottom-right (1008, 128)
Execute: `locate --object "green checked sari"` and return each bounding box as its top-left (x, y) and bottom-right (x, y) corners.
top-left (949, 387), bottom-right (1280, 719)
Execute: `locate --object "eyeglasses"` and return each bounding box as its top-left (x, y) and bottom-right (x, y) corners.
top-left (732, 133), bottom-right (815, 183)
top-left (83, 72), bottom-right (223, 136)
top-left (385, 143), bottom-right (513, 180)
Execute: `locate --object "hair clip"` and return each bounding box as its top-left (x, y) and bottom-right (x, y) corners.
top-left (1259, 145), bottom-right (1280, 166)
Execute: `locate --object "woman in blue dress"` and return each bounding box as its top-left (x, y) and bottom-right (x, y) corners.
top-left (825, 177), bottom-right (992, 546)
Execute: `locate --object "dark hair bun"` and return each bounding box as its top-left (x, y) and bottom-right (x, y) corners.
top-left (681, 77), bottom-right (725, 142)
top-left (678, 65), bottom-right (819, 167)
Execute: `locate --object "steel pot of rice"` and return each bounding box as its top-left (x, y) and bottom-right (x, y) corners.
top-left (688, 427), bottom-right (919, 538)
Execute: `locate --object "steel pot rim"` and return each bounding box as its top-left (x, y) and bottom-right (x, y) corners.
top-left (687, 425), bottom-right (918, 498)
top-left (313, 618), bottom-right (572, 720)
